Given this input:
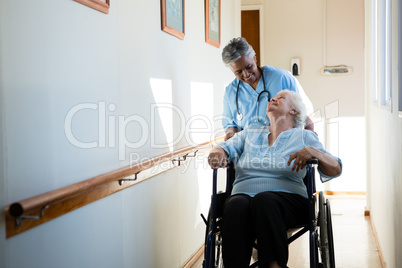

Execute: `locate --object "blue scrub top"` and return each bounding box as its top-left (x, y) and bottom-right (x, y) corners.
top-left (222, 65), bottom-right (301, 131)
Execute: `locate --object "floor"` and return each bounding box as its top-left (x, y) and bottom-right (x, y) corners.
top-left (191, 195), bottom-right (383, 268)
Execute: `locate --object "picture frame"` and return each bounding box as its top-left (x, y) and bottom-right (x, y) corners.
top-left (161, 0), bottom-right (185, 40)
top-left (205, 0), bottom-right (220, 48)
top-left (74, 0), bottom-right (110, 14)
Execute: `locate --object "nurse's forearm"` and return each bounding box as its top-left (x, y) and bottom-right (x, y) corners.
top-left (225, 127), bottom-right (240, 141)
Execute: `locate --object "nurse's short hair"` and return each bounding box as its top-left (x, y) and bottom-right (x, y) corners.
top-left (282, 90), bottom-right (307, 128)
top-left (222, 37), bottom-right (256, 67)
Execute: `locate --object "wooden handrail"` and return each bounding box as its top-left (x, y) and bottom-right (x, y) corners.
top-left (4, 136), bottom-right (224, 238)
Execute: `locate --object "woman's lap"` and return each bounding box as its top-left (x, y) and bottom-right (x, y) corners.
top-left (222, 191), bottom-right (308, 268)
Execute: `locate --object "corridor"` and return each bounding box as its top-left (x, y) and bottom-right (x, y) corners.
top-left (288, 195), bottom-right (382, 268)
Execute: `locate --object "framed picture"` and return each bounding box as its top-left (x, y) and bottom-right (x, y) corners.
top-left (161, 0), bottom-right (185, 40)
top-left (74, 0), bottom-right (110, 14)
top-left (205, 0), bottom-right (220, 47)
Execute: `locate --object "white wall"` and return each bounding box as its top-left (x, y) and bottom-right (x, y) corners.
top-left (0, 36), bottom-right (6, 267)
top-left (365, 0), bottom-right (402, 267)
top-left (242, 0), bottom-right (366, 192)
top-left (0, 0), bottom-right (241, 267)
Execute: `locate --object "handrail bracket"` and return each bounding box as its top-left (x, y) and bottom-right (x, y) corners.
top-left (172, 150), bottom-right (198, 166)
top-left (16, 205), bottom-right (49, 227)
top-left (118, 173), bottom-right (139, 185)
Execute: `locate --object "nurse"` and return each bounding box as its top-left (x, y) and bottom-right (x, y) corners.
top-left (221, 37), bottom-right (314, 140)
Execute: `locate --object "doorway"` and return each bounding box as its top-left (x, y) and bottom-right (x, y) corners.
top-left (241, 9), bottom-right (261, 66)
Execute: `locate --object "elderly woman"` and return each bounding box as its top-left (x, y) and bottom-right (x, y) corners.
top-left (221, 37), bottom-right (314, 140)
top-left (208, 90), bottom-right (342, 268)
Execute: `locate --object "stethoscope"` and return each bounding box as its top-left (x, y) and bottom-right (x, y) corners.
top-left (236, 66), bottom-right (270, 123)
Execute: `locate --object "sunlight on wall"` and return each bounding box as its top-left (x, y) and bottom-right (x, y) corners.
top-left (325, 100), bottom-right (340, 157)
top-left (310, 101), bottom-right (365, 192)
top-left (326, 121), bottom-right (339, 159)
top-left (189, 82), bottom-right (219, 226)
top-left (150, 78), bottom-right (173, 152)
top-left (189, 82), bottom-right (214, 144)
top-left (332, 116), bottom-right (366, 191)
top-left (315, 116), bottom-right (366, 192)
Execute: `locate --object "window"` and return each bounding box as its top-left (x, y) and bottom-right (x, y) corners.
top-left (379, 0), bottom-right (392, 107)
top-left (399, 0), bottom-right (402, 114)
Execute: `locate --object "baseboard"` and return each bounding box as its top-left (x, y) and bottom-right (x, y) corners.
top-left (323, 191), bottom-right (366, 196)
top-left (182, 245), bottom-right (204, 268)
top-left (367, 211), bottom-right (386, 267)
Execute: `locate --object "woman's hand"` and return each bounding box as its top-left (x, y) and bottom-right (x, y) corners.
top-left (287, 147), bottom-right (316, 172)
top-left (288, 146), bottom-right (341, 176)
top-left (208, 146), bottom-right (228, 169)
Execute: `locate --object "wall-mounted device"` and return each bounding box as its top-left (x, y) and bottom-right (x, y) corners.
top-left (291, 58), bottom-right (300, 76)
top-left (320, 65), bottom-right (353, 76)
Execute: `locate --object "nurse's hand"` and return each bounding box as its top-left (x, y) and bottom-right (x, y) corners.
top-left (304, 117), bottom-right (314, 132)
top-left (225, 127), bottom-right (240, 141)
top-left (208, 146), bottom-right (228, 169)
top-left (304, 117), bottom-right (318, 135)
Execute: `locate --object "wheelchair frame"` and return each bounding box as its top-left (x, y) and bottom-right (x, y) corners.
top-left (202, 160), bottom-right (335, 268)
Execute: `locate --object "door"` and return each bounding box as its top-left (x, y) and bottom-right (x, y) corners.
top-left (241, 10), bottom-right (260, 66)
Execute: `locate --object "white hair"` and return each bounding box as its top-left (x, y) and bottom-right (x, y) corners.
top-left (282, 90), bottom-right (307, 128)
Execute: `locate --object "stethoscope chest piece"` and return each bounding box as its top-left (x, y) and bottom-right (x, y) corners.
top-left (237, 113), bottom-right (243, 121)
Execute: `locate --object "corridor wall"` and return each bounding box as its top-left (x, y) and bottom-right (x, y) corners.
top-left (0, 0), bottom-right (241, 267)
top-left (365, 0), bottom-right (402, 267)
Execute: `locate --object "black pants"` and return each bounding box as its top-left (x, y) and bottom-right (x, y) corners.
top-left (221, 191), bottom-right (309, 268)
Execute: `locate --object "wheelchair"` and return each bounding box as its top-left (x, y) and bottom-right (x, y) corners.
top-left (201, 160), bottom-right (335, 268)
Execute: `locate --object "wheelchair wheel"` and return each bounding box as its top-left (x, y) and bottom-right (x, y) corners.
top-left (204, 207), bottom-right (224, 268)
top-left (318, 192), bottom-right (330, 268)
top-left (310, 231), bottom-right (321, 268)
top-left (326, 199), bottom-right (336, 268)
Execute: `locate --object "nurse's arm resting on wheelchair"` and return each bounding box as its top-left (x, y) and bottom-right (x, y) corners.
top-left (207, 90), bottom-right (342, 268)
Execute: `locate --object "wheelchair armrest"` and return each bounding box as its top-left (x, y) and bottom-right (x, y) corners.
top-left (306, 159), bottom-right (318, 165)
top-left (304, 159), bottom-right (318, 199)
